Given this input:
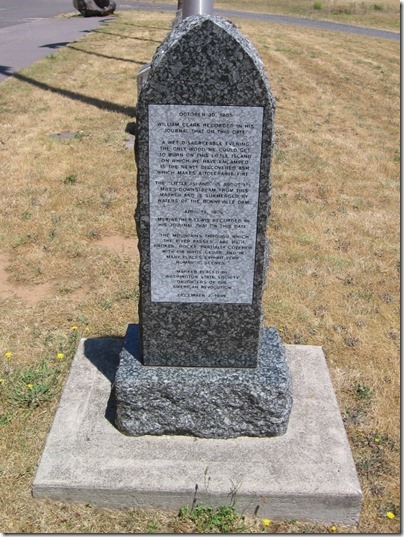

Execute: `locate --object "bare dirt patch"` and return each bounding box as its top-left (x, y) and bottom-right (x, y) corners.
top-left (0, 236), bottom-right (137, 305)
top-left (97, 235), bottom-right (138, 257)
top-left (0, 253), bottom-right (53, 305)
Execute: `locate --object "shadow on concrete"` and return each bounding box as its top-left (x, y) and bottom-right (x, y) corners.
top-left (0, 65), bottom-right (13, 77)
top-left (11, 72), bottom-right (136, 116)
top-left (84, 335), bottom-right (123, 427)
top-left (66, 43), bottom-right (146, 64)
top-left (84, 336), bottom-right (123, 383)
top-left (105, 389), bottom-right (118, 425)
top-left (39, 42), bottom-right (70, 50)
top-left (83, 326), bottom-right (141, 428)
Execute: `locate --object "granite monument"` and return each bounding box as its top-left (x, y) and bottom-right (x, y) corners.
top-left (32, 9), bottom-right (362, 521)
top-left (113, 14), bottom-right (293, 438)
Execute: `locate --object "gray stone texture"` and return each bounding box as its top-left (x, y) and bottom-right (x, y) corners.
top-left (135, 15), bottom-right (276, 368)
top-left (73, 0), bottom-right (116, 17)
top-left (113, 324), bottom-right (292, 438)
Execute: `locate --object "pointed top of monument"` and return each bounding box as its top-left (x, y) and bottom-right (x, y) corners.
top-left (139, 14), bottom-right (275, 111)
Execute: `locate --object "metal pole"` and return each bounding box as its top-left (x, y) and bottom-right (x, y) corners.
top-left (182, 0), bottom-right (214, 18)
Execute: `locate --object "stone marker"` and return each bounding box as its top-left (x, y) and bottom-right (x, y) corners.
top-left (33, 9), bottom-right (361, 519)
top-left (113, 14), bottom-right (293, 438)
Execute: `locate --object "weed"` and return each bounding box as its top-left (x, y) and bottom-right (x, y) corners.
top-left (296, 232), bottom-right (313, 245)
top-left (0, 412), bottom-right (12, 426)
top-left (356, 383), bottom-right (372, 399)
top-left (0, 326), bottom-right (84, 427)
top-left (178, 504), bottom-right (248, 533)
top-left (58, 284), bottom-right (74, 294)
top-left (317, 184), bottom-right (328, 199)
top-left (313, 0), bottom-right (322, 9)
top-left (88, 229), bottom-right (101, 240)
top-left (12, 234), bottom-right (37, 248)
top-left (344, 335), bottom-right (360, 347)
top-left (101, 188), bottom-right (117, 209)
top-left (146, 518), bottom-right (159, 533)
top-left (0, 362), bottom-right (53, 425)
top-left (274, 149), bottom-right (286, 163)
top-left (102, 299), bottom-right (112, 310)
top-left (292, 332), bottom-right (306, 344)
top-left (9, 360), bottom-right (57, 409)
top-left (21, 210), bottom-right (32, 221)
top-left (63, 174), bottom-right (77, 185)
top-left (295, 191), bottom-right (308, 202)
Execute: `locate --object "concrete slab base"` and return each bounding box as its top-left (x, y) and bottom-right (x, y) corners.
top-left (32, 334), bottom-right (362, 524)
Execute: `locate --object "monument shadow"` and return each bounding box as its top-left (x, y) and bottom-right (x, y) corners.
top-left (12, 72), bottom-right (136, 116)
top-left (83, 327), bottom-right (141, 427)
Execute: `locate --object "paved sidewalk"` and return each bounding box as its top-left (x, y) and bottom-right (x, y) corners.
top-left (0, 0), bottom-right (74, 28)
top-left (0, 15), bottom-right (111, 82)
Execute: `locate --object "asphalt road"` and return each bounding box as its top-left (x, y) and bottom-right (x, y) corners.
top-left (0, 0), bottom-right (74, 28)
top-left (0, 0), bottom-right (399, 83)
top-left (0, 0), bottom-right (114, 82)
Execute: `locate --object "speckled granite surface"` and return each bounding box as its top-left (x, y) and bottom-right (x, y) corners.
top-left (134, 15), bottom-right (276, 367)
top-left (113, 324), bottom-right (292, 438)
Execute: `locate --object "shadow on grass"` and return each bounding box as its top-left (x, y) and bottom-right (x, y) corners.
top-left (93, 28), bottom-right (162, 43)
top-left (118, 21), bottom-right (172, 31)
top-left (12, 72), bottom-right (136, 116)
top-left (66, 43), bottom-right (147, 64)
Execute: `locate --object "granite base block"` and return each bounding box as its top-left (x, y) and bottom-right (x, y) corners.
top-left (113, 324), bottom-right (293, 438)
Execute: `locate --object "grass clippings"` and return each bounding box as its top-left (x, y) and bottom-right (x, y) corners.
top-left (0, 9), bottom-right (400, 534)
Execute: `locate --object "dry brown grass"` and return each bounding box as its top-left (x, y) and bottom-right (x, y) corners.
top-left (0, 10), bottom-right (399, 533)
top-left (217, 0), bottom-right (399, 30)
top-left (119, 0), bottom-right (400, 31)
top-left (251, 17), bottom-right (400, 534)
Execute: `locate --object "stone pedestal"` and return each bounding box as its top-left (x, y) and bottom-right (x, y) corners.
top-left (113, 325), bottom-right (292, 438)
